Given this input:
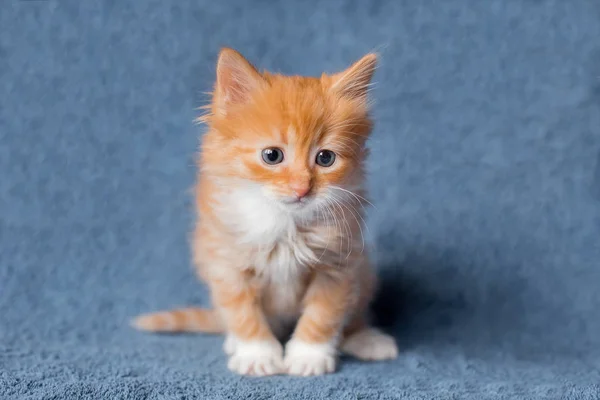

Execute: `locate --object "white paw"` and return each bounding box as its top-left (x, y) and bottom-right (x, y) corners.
top-left (341, 328), bottom-right (398, 361)
top-left (284, 339), bottom-right (337, 376)
top-left (227, 339), bottom-right (284, 376)
top-left (223, 334), bottom-right (237, 355)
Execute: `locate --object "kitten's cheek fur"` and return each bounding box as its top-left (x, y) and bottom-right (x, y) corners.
top-left (284, 339), bottom-right (337, 376)
top-left (227, 339), bottom-right (284, 376)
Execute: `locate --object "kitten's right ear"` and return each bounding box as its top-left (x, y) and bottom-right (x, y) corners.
top-left (329, 53), bottom-right (377, 102)
top-left (214, 48), bottom-right (265, 114)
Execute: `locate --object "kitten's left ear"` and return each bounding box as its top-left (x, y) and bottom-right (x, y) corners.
top-left (329, 53), bottom-right (378, 101)
top-left (214, 48), bottom-right (266, 114)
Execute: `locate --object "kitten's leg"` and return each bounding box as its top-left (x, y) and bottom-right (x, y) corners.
top-left (211, 277), bottom-right (283, 376)
top-left (284, 271), bottom-right (354, 376)
top-left (339, 257), bottom-right (398, 361)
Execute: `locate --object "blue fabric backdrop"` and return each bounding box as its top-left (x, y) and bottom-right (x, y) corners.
top-left (2, 1), bottom-right (600, 399)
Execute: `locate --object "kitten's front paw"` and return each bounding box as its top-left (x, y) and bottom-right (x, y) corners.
top-left (227, 339), bottom-right (284, 376)
top-left (223, 334), bottom-right (237, 355)
top-left (284, 339), bottom-right (337, 376)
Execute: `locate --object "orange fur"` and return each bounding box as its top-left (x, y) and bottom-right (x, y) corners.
top-left (133, 48), bottom-right (397, 376)
top-left (132, 307), bottom-right (223, 333)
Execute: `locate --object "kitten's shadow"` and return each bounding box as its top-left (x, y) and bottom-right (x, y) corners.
top-left (369, 261), bottom-right (472, 349)
top-left (366, 249), bottom-right (531, 357)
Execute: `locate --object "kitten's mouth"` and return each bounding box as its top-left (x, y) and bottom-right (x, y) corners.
top-left (281, 196), bottom-right (311, 206)
top-left (283, 198), bottom-right (304, 205)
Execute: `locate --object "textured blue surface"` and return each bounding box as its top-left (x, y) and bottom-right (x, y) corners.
top-left (2, 1), bottom-right (600, 399)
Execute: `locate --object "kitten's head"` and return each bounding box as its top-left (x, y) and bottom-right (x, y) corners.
top-left (200, 48), bottom-right (377, 217)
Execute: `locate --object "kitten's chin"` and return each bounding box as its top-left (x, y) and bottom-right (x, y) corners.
top-left (277, 197), bottom-right (318, 216)
top-left (280, 199), bottom-right (309, 210)
top-left (281, 197), bottom-right (308, 206)
top-left (263, 190), bottom-right (318, 217)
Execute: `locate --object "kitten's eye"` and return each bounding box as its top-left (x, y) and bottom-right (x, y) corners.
top-left (316, 150), bottom-right (336, 167)
top-left (261, 148), bottom-right (284, 165)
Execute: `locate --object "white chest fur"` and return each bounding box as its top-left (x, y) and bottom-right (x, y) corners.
top-left (218, 186), bottom-right (324, 283)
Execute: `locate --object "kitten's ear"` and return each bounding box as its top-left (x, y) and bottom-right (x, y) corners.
top-left (329, 53), bottom-right (378, 101)
top-left (214, 48), bottom-right (265, 113)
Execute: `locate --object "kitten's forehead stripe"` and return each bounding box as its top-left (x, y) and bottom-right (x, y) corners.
top-left (285, 125), bottom-right (295, 145)
top-left (314, 125), bottom-right (326, 145)
top-left (274, 127), bottom-right (283, 142)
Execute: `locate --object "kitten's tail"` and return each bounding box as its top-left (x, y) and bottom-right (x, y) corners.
top-left (131, 307), bottom-right (224, 334)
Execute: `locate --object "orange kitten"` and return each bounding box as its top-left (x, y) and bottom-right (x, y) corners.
top-left (132, 48), bottom-right (398, 376)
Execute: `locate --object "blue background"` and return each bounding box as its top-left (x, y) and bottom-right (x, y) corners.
top-left (2, 1), bottom-right (600, 399)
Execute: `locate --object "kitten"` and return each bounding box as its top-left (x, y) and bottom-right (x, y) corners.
top-left (132, 48), bottom-right (398, 376)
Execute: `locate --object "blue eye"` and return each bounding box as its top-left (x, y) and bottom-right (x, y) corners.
top-left (316, 150), bottom-right (336, 167)
top-left (262, 148), bottom-right (284, 165)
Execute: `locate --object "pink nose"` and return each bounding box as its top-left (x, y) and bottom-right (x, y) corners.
top-left (290, 183), bottom-right (311, 199)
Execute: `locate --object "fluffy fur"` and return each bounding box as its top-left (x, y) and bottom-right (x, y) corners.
top-left (132, 48), bottom-right (398, 376)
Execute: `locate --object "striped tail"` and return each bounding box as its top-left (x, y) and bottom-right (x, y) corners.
top-left (131, 307), bottom-right (224, 334)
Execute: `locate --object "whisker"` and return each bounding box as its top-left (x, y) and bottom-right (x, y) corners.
top-left (327, 194), bottom-right (353, 261)
top-left (329, 191), bottom-right (366, 256)
top-left (314, 202), bottom-right (332, 265)
top-left (330, 186), bottom-right (377, 210)
top-left (327, 141), bottom-right (359, 158)
top-left (322, 197), bottom-right (344, 267)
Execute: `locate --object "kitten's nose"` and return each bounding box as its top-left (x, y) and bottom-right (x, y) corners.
top-left (290, 183), bottom-right (311, 199)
